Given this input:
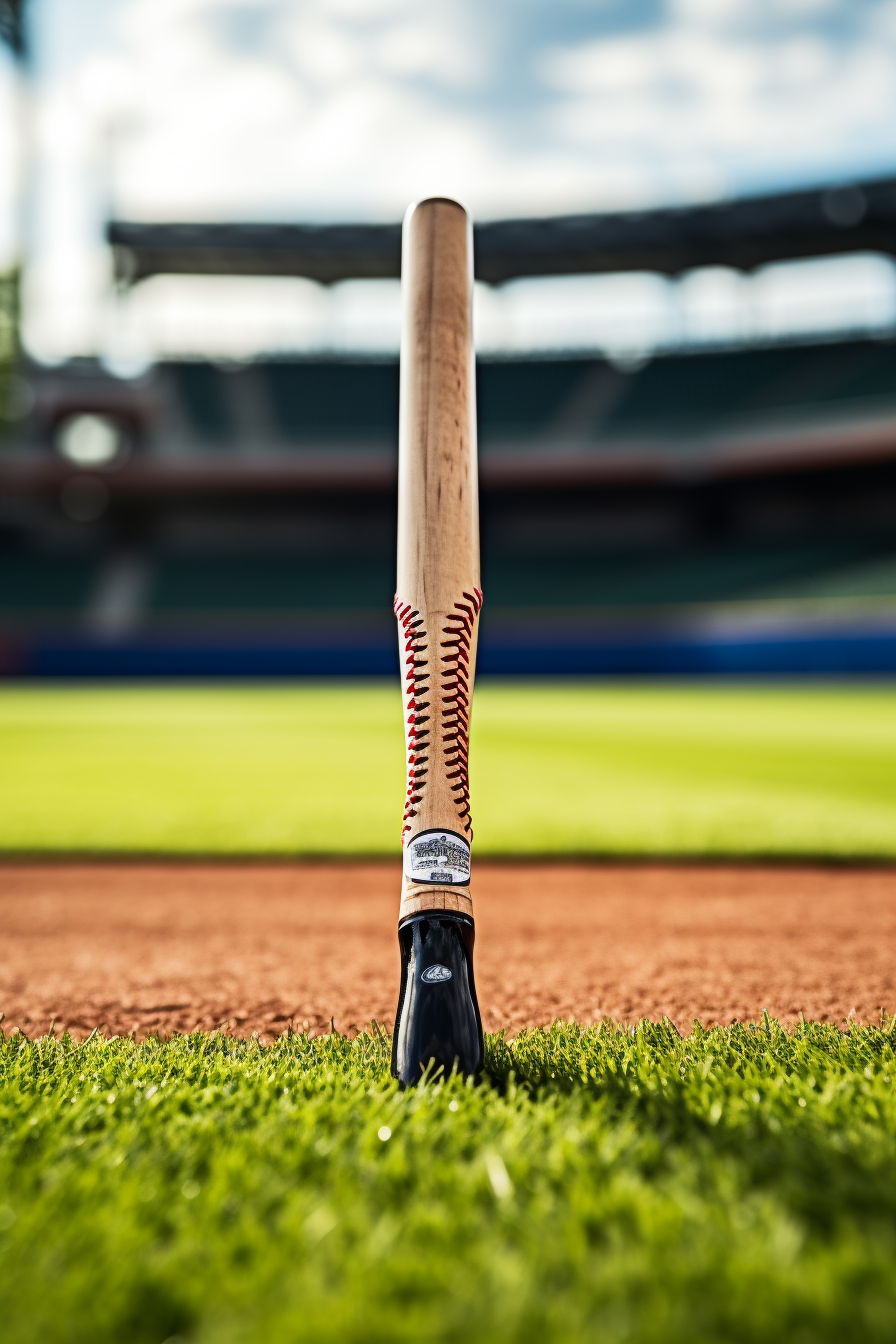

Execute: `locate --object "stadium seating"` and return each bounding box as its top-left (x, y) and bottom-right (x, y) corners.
top-left (602, 341), bottom-right (896, 435)
top-left (141, 539), bottom-right (891, 615)
top-left (264, 362), bottom-right (398, 442)
top-left (148, 555), bottom-right (395, 613)
top-left (163, 340), bottom-right (896, 449)
top-left (170, 363), bottom-right (235, 443)
top-left (2, 336), bottom-right (894, 674)
top-left (0, 553), bottom-right (101, 615)
top-left (477, 360), bottom-right (592, 436)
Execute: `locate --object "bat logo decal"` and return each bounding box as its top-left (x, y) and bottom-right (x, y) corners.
top-left (421, 964), bottom-right (453, 984)
top-left (404, 828), bottom-right (471, 885)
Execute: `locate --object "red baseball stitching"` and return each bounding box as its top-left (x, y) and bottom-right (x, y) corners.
top-left (394, 597), bottom-right (430, 843)
top-left (395, 587), bottom-right (483, 846)
top-left (440, 587), bottom-right (483, 836)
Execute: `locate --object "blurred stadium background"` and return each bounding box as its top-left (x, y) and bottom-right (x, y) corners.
top-left (1, 0), bottom-right (895, 681)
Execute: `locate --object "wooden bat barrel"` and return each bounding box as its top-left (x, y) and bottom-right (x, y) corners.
top-left (395, 198), bottom-right (481, 923)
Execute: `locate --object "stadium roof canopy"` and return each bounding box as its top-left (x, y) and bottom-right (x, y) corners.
top-left (109, 176), bottom-right (896, 287)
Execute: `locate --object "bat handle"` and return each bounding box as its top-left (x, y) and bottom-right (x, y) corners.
top-left (391, 911), bottom-right (484, 1086)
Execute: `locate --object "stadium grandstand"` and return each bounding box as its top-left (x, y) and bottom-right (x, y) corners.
top-left (1, 178), bottom-right (895, 676)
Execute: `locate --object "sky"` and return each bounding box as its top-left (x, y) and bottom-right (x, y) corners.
top-left (4, 0), bottom-right (896, 362)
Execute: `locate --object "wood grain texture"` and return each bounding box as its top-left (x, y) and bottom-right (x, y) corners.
top-left (396, 198), bottom-right (481, 923)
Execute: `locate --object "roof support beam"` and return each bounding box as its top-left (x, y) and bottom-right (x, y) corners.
top-left (109, 177), bottom-right (896, 288)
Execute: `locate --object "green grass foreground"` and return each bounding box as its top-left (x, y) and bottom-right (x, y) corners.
top-left (0, 682), bottom-right (893, 856)
top-left (2, 1022), bottom-right (896, 1343)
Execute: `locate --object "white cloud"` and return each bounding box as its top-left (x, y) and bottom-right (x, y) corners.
top-left (540, 19), bottom-right (895, 188)
top-left (43, 0), bottom-right (896, 222)
top-left (671, 0), bottom-right (837, 25)
top-left (20, 0), bottom-right (896, 359)
top-left (870, 0), bottom-right (896, 39)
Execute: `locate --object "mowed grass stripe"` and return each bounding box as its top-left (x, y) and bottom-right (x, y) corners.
top-left (0, 683), bottom-right (893, 856)
top-left (2, 1023), bottom-right (896, 1343)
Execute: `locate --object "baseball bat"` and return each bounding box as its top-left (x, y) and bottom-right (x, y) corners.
top-left (391, 197), bottom-right (484, 1086)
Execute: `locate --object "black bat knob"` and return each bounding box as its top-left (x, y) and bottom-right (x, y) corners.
top-left (391, 912), bottom-right (483, 1086)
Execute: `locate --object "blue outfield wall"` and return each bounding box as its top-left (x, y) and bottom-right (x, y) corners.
top-left (2, 620), bottom-right (895, 678)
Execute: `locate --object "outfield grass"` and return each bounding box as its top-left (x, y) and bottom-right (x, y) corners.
top-left (0, 682), bottom-right (892, 857)
top-left (3, 1022), bottom-right (896, 1343)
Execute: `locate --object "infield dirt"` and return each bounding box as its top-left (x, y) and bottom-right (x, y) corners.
top-left (2, 862), bottom-right (894, 1039)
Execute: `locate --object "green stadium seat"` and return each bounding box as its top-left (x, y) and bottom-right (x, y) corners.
top-left (170, 364), bottom-right (234, 443)
top-left (476, 360), bottom-right (593, 436)
top-left (149, 555), bottom-right (395, 613)
top-left (0, 553), bottom-right (101, 615)
top-left (264, 362), bottom-right (399, 443)
top-left (480, 536), bottom-right (894, 609)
